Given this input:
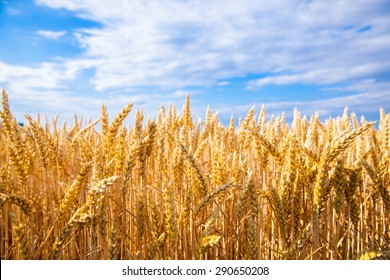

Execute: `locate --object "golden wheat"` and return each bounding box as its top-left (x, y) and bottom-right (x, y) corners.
top-left (0, 90), bottom-right (389, 260)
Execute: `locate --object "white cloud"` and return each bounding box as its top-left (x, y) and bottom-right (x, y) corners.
top-left (218, 81), bottom-right (230, 86)
top-left (171, 90), bottom-right (188, 98)
top-left (0, 59), bottom-right (91, 121)
top-left (34, 0), bottom-right (390, 91)
top-left (247, 62), bottom-right (390, 88)
top-left (1, 0), bottom-right (388, 126)
top-left (37, 30), bottom-right (68, 40)
top-left (0, 60), bottom-right (66, 90)
top-left (323, 79), bottom-right (390, 94)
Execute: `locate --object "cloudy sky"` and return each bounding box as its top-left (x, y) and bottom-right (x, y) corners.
top-left (0, 0), bottom-right (389, 126)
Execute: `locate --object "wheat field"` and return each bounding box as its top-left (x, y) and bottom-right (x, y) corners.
top-left (0, 89), bottom-right (389, 260)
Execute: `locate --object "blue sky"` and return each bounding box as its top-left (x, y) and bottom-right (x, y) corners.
top-left (1, 0), bottom-right (389, 126)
